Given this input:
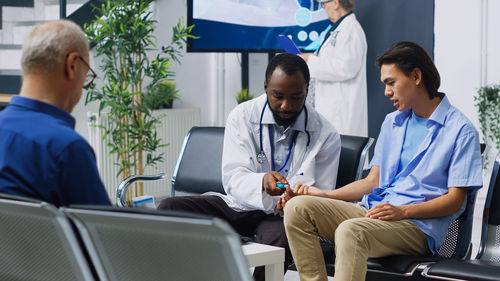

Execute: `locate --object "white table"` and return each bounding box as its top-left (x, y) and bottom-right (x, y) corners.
top-left (242, 242), bottom-right (285, 281)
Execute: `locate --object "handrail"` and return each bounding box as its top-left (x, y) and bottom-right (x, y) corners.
top-left (116, 173), bottom-right (166, 207)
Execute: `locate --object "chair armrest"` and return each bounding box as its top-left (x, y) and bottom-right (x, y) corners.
top-left (367, 254), bottom-right (441, 276)
top-left (116, 173), bottom-right (166, 207)
top-left (422, 259), bottom-right (500, 281)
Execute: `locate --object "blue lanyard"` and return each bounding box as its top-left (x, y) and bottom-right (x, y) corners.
top-left (269, 127), bottom-right (299, 172)
top-left (258, 100), bottom-right (310, 168)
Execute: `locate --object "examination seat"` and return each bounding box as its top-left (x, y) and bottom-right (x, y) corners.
top-left (420, 151), bottom-right (500, 281)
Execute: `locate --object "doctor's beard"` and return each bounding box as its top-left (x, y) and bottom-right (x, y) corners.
top-left (269, 106), bottom-right (303, 129)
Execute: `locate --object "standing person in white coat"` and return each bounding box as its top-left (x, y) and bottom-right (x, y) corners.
top-left (158, 53), bottom-right (341, 281)
top-left (299, 0), bottom-right (368, 137)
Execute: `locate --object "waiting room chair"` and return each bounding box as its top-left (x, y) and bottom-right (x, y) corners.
top-left (336, 134), bottom-right (375, 188)
top-left (62, 205), bottom-right (252, 281)
top-left (0, 193), bottom-right (95, 281)
top-left (170, 126), bottom-right (225, 197)
top-left (420, 151), bottom-right (500, 281)
top-left (170, 128), bottom-right (374, 197)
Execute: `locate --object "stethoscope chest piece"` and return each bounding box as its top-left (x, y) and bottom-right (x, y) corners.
top-left (257, 151), bottom-right (267, 164)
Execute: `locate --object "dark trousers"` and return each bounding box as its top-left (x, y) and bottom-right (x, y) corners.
top-left (158, 195), bottom-right (293, 281)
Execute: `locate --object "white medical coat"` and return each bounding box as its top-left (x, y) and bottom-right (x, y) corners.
top-left (215, 94), bottom-right (341, 214)
top-left (308, 13), bottom-right (368, 137)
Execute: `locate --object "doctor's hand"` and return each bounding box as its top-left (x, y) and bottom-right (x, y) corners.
top-left (262, 171), bottom-right (287, 196)
top-left (277, 185), bottom-right (296, 211)
top-left (293, 182), bottom-right (328, 197)
top-left (366, 203), bottom-right (407, 221)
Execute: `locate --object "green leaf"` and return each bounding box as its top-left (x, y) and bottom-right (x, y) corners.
top-left (86, 0), bottom-right (194, 176)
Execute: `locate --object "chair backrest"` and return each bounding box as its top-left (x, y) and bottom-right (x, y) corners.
top-left (437, 145), bottom-right (490, 259)
top-left (336, 135), bottom-right (374, 188)
top-left (0, 193), bottom-right (95, 281)
top-left (171, 126), bottom-right (225, 196)
top-left (63, 206), bottom-right (253, 281)
top-left (437, 189), bottom-right (477, 259)
top-left (477, 151), bottom-right (500, 261)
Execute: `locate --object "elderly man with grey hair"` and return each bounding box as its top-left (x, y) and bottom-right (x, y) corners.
top-left (0, 20), bottom-right (111, 207)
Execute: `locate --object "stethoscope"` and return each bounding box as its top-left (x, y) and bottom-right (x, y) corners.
top-left (257, 101), bottom-right (310, 172)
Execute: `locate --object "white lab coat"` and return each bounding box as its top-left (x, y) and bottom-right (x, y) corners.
top-left (214, 94), bottom-right (340, 214)
top-left (308, 13), bottom-right (368, 137)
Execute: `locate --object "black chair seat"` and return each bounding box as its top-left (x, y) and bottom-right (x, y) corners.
top-left (367, 255), bottom-right (441, 274)
top-left (423, 259), bottom-right (500, 281)
top-left (321, 240), bottom-right (442, 275)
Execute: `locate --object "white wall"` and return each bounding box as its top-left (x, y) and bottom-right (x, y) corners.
top-left (435, 0), bottom-right (500, 258)
top-left (486, 0), bottom-right (500, 85)
top-left (435, 0), bottom-right (500, 140)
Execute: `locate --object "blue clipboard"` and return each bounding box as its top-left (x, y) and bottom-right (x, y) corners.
top-left (275, 35), bottom-right (301, 55)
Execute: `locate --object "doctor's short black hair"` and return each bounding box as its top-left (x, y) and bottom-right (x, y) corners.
top-left (265, 53), bottom-right (310, 85)
top-left (376, 41), bottom-right (443, 99)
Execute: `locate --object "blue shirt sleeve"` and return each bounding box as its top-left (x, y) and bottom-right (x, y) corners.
top-left (58, 140), bottom-right (111, 206)
top-left (447, 127), bottom-right (482, 189)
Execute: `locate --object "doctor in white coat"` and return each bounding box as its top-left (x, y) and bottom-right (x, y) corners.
top-left (158, 54), bottom-right (340, 281)
top-left (300, 0), bottom-right (368, 137)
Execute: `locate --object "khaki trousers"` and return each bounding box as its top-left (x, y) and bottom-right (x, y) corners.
top-left (283, 196), bottom-right (429, 281)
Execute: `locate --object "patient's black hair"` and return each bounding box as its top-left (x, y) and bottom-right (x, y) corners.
top-left (376, 41), bottom-right (443, 99)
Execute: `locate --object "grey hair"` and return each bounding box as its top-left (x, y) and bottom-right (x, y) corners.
top-left (21, 19), bottom-right (89, 74)
top-left (338, 0), bottom-right (355, 10)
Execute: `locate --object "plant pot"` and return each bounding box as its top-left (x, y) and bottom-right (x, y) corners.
top-left (158, 100), bottom-right (174, 109)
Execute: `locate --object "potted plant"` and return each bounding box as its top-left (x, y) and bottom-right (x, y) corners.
top-left (475, 84), bottom-right (500, 151)
top-left (145, 80), bottom-right (180, 109)
top-left (235, 88), bottom-right (254, 104)
top-left (84, 0), bottom-right (196, 202)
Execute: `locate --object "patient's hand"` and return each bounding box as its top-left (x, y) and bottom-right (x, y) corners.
top-left (277, 185), bottom-right (295, 211)
top-left (293, 182), bottom-right (327, 197)
top-left (277, 183), bottom-right (327, 211)
top-left (366, 202), bottom-right (407, 221)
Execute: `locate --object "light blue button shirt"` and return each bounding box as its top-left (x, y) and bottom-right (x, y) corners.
top-left (360, 96), bottom-right (482, 254)
top-left (394, 111), bottom-right (429, 182)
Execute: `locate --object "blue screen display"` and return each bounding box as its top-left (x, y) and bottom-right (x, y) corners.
top-left (187, 0), bottom-right (331, 52)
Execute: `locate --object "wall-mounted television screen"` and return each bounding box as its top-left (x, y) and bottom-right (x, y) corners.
top-left (187, 0), bottom-right (331, 52)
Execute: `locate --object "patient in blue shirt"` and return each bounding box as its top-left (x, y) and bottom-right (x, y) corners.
top-left (279, 42), bottom-right (483, 281)
top-left (0, 20), bottom-right (110, 207)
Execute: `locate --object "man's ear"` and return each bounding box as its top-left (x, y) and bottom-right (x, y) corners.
top-left (264, 80), bottom-right (268, 92)
top-left (333, 0), bottom-right (341, 9)
top-left (413, 68), bottom-right (423, 86)
top-left (65, 52), bottom-right (79, 81)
